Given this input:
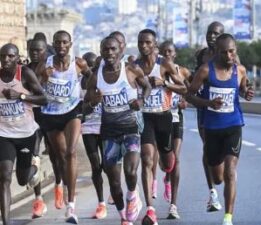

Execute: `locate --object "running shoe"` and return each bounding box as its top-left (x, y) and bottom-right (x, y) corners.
top-left (121, 219), bottom-right (133, 225)
top-left (152, 180), bottom-right (157, 199)
top-left (142, 209), bottom-right (158, 225)
top-left (163, 176), bottom-right (171, 202)
top-left (126, 190), bottom-right (142, 222)
top-left (207, 189), bottom-right (222, 212)
top-left (167, 204), bottom-right (180, 219)
top-left (93, 203), bottom-right (107, 219)
top-left (65, 205), bottom-right (78, 224)
top-left (27, 156), bottom-right (41, 188)
top-left (222, 220), bottom-right (233, 225)
top-left (54, 186), bottom-right (64, 209)
top-left (107, 195), bottom-right (115, 205)
top-left (32, 199), bottom-right (47, 219)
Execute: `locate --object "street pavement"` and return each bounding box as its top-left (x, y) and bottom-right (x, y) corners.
top-left (8, 109), bottom-right (261, 225)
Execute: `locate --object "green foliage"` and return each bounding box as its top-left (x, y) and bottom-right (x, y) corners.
top-left (173, 40), bottom-right (261, 71)
top-left (175, 47), bottom-right (197, 71)
top-left (237, 41), bottom-right (259, 70)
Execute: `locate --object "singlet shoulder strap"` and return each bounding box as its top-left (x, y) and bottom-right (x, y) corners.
top-left (15, 65), bottom-right (22, 81)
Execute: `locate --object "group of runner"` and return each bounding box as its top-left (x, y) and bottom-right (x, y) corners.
top-left (0, 21), bottom-right (254, 225)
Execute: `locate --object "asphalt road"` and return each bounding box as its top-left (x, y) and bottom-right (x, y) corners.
top-left (8, 109), bottom-right (261, 225)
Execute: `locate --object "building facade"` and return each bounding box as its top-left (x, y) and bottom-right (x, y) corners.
top-left (0, 0), bottom-right (27, 56)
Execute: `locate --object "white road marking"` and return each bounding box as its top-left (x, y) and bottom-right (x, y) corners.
top-left (256, 147), bottom-right (261, 151)
top-left (242, 140), bottom-right (256, 147)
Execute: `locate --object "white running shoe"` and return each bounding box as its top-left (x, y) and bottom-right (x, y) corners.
top-left (167, 204), bottom-right (180, 219)
top-left (27, 156), bottom-right (41, 188)
top-left (222, 220), bottom-right (233, 225)
top-left (65, 205), bottom-right (78, 224)
top-left (207, 189), bottom-right (222, 212)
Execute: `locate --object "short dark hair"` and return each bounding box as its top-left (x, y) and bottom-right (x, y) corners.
top-left (138, 29), bottom-right (157, 39)
top-left (216, 33), bottom-right (235, 45)
top-left (33, 32), bottom-right (47, 42)
top-left (160, 40), bottom-right (175, 49)
top-left (109, 31), bottom-right (125, 41)
top-left (53, 30), bottom-right (72, 41)
top-left (0, 43), bottom-right (19, 55)
top-left (100, 36), bottom-right (120, 48)
top-left (208, 21), bottom-right (225, 33)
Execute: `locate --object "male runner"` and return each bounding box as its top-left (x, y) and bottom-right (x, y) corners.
top-left (28, 38), bottom-right (63, 211)
top-left (159, 40), bottom-right (191, 219)
top-left (0, 43), bottom-right (47, 225)
top-left (189, 33), bottom-right (254, 225)
top-left (38, 30), bottom-right (90, 224)
top-left (195, 21), bottom-right (224, 212)
top-left (86, 36), bottom-right (151, 225)
top-left (81, 52), bottom-right (107, 219)
top-left (137, 29), bottom-right (186, 225)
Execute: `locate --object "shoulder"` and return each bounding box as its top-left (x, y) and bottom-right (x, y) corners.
top-left (126, 62), bottom-right (144, 77)
top-left (179, 66), bottom-right (191, 79)
top-left (237, 64), bottom-right (246, 75)
top-left (75, 57), bottom-right (87, 68)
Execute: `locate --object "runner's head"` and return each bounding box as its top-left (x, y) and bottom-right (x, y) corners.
top-left (206, 21), bottom-right (224, 49)
top-left (0, 43), bottom-right (19, 71)
top-left (159, 40), bottom-right (176, 61)
top-left (109, 31), bottom-right (126, 55)
top-left (53, 30), bottom-right (72, 57)
top-left (100, 36), bottom-right (121, 66)
top-left (138, 29), bottom-right (157, 56)
top-left (82, 52), bottom-right (97, 70)
top-left (29, 39), bottom-right (47, 63)
top-left (215, 33), bottom-right (237, 67)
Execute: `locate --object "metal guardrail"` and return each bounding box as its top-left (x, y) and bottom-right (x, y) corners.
top-left (240, 101), bottom-right (261, 114)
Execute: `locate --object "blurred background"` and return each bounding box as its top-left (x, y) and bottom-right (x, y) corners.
top-left (0, 0), bottom-right (260, 95)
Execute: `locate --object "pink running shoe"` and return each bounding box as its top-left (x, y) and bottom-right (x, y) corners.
top-left (126, 191), bottom-right (142, 222)
top-left (163, 176), bottom-right (171, 202)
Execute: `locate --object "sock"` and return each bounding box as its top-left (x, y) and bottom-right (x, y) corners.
top-left (127, 190), bottom-right (136, 200)
top-left (224, 213), bottom-right (233, 222)
top-left (99, 201), bottom-right (106, 206)
top-left (147, 206), bottom-right (155, 211)
top-left (68, 202), bottom-right (75, 209)
top-left (118, 208), bottom-right (126, 220)
top-left (35, 195), bottom-right (43, 200)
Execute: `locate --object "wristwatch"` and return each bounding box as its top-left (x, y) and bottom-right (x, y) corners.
top-left (20, 93), bottom-right (26, 100)
top-left (163, 80), bottom-right (169, 88)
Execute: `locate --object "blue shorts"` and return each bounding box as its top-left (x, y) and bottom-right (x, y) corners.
top-left (103, 133), bottom-right (140, 166)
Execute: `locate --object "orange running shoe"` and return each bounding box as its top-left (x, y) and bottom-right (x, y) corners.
top-left (32, 199), bottom-right (47, 219)
top-left (54, 186), bottom-right (64, 209)
top-left (93, 203), bottom-right (107, 219)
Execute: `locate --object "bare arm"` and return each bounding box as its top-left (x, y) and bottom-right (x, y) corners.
top-left (162, 59), bottom-right (187, 95)
top-left (2, 67), bottom-right (47, 105)
top-left (76, 57), bottom-right (91, 77)
top-left (186, 64), bottom-right (223, 109)
top-left (127, 64), bottom-right (151, 111)
top-left (238, 65), bottom-right (254, 101)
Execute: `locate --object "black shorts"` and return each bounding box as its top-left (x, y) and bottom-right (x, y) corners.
top-left (205, 126), bottom-right (242, 166)
top-left (41, 105), bottom-right (81, 132)
top-left (82, 134), bottom-right (103, 155)
top-left (0, 133), bottom-right (36, 169)
top-left (141, 111), bottom-right (172, 153)
top-left (172, 112), bottom-right (184, 139)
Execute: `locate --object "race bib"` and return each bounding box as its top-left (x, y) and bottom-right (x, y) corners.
top-left (143, 88), bottom-right (164, 113)
top-left (46, 77), bottom-right (73, 103)
top-left (103, 88), bottom-right (130, 113)
top-left (0, 99), bottom-right (25, 122)
top-left (208, 86), bottom-right (235, 113)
